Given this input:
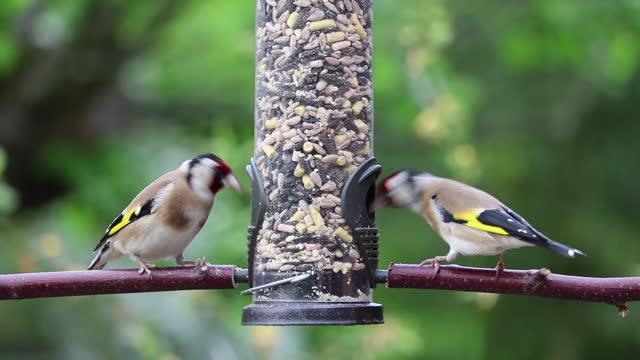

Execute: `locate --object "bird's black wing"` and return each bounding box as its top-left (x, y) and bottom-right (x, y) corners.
top-left (474, 207), bottom-right (548, 246)
top-left (93, 197), bottom-right (156, 252)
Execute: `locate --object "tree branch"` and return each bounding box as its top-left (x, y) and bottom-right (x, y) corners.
top-left (0, 265), bottom-right (240, 300)
top-left (384, 264), bottom-right (640, 317)
top-left (3, 263), bottom-right (639, 318)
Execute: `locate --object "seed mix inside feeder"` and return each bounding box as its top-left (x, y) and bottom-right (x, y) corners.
top-left (242, 0), bottom-right (382, 325)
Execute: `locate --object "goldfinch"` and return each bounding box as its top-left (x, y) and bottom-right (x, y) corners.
top-left (88, 153), bottom-right (241, 275)
top-left (372, 170), bottom-right (584, 274)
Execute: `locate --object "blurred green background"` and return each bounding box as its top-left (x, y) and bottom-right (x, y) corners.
top-left (2, 0), bottom-right (640, 359)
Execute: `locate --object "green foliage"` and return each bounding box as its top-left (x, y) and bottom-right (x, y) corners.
top-left (0, 148), bottom-right (17, 216)
top-left (493, 0), bottom-right (640, 88)
top-left (0, 34), bottom-right (17, 74)
top-left (0, 0), bottom-right (27, 74)
top-left (126, 1), bottom-right (255, 109)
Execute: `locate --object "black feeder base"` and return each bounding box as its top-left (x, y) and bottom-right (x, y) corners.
top-left (241, 302), bottom-right (384, 326)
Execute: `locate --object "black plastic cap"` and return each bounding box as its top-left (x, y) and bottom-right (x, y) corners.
top-left (242, 302), bottom-right (383, 326)
top-left (341, 157), bottom-right (382, 287)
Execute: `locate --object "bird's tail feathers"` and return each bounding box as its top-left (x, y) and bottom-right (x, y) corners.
top-left (88, 241), bottom-right (114, 270)
top-left (543, 240), bottom-right (586, 258)
top-left (88, 259), bottom-right (106, 270)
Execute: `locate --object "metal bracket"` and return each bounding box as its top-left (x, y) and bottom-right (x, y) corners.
top-left (240, 273), bottom-right (312, 295)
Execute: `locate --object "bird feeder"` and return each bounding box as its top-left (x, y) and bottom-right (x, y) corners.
top-left (242, 0), bottom-right (381, 325)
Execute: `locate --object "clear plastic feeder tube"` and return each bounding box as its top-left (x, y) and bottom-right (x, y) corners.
top-left (243, 0), bottom-right (381, 325)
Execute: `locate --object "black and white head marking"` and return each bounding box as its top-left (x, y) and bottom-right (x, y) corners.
top-left (379, 170), bottom-right (424, 209)
top-left (182, 153), bottom-right (231, 200)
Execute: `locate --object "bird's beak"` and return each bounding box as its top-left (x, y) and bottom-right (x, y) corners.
top-left (223, 174), bottom-right (242, 192)
top-left (369, 196), bottom-right (388, 213)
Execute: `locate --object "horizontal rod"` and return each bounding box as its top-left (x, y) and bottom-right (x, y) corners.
top-left (386, 264), bottom-right (640, 316)
top-left (3, 263), bottom-right (639, 317)
top-left (0, 265), bottom-right (240, 300)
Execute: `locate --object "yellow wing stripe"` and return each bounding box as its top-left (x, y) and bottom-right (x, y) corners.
top-left (453, 210), bottom-right (509, 235)
top-left (107, 206), bottom-right (138, 236)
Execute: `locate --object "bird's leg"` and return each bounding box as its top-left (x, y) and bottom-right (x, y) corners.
top-left (494, 254), bottom-right (505, 279)
top-left (175, 254), bottom-right (207, 268)
top-left (420, 249), bottom-right (458, 275)
top-left (175, 254), bottom-right (193, 265)
top-left (134, 255), bottom-right (155, 276)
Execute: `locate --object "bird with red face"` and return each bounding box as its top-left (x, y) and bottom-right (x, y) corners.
top-left (88, 153), bottom-right (241, 275)
top-left (372, 170), bottom-right (584, 275)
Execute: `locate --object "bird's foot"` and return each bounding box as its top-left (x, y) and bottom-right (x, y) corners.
top-left (176, 256), bottom-right (207, 268)
top-left (137, 262), bottom-right (155, 276)
top-left (135, 255), bottom-right (155, 277)
top-left (420, 256), bottom-right (449, 275)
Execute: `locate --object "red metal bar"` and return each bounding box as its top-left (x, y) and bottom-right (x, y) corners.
top-left (386, 264), bottom-right (640, 310)
top-left (0, 265), bottom-right (238, 300)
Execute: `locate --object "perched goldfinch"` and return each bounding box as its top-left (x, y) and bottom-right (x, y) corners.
top-left (372, 170), bottom-right (584, 274)
top-left (88, 153), bottom-right (241, 275)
